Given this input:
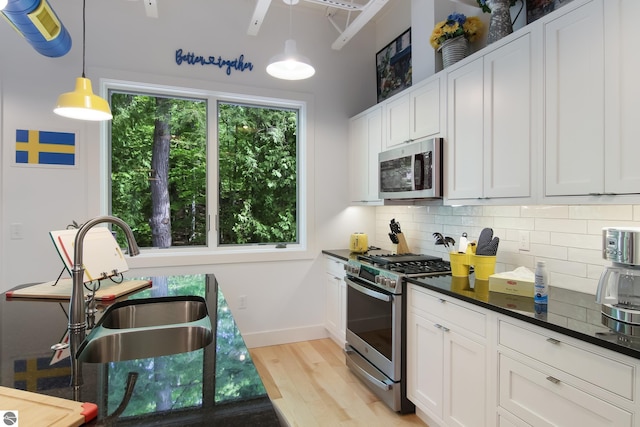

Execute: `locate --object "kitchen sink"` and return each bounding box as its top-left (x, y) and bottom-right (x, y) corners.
top-left (76, 296), bottom-right (214, 363)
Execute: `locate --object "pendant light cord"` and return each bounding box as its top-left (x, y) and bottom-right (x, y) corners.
top-left (288, 0), bottom-right (292, 39)
top-left (82, 0), bottom-right (86, 78)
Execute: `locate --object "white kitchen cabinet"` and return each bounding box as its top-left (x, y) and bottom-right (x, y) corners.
top-left (407, 285), bottom-right (488, 427)
top-left (446, 33), bottom-right (536, 203)
top-left (603, 0), bottom-right (640, 194)
top-left (324, 255), bottom-right (346, 345)
top-left (497, 318), bottom-right (636, 426)
top-left (544, 0), bottom-right (605, 197)
top-left (348, 104), bottom-right (383, 204)
top-left (384, 76), bottom-right (443, 150)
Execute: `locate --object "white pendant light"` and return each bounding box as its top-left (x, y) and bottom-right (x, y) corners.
top-left (54, 0), bottom-right (112, 121)
top-left (266, 0), bottom-right (315, 80)
top-left (0, 0), bottom-right (8, 11)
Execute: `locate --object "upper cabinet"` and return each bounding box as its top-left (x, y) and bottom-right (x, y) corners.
top-left (544, 0), bottom-right (604, 197)
top-left (446, 33), bottom-right (537, 203)
top-left (544, 0), bottom-right (640, 200)
top-left (603, 0), bottom-right (640, 195)
top-left (384, 76), bottom-right (443, 150)
top-left (348, 104), bottom-right (383, 204)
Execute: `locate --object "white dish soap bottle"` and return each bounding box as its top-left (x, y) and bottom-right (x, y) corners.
top-left (534, 261), bottom-right (548, 304)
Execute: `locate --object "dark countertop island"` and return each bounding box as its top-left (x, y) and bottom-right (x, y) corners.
top-left (322, 248), bottom-right (640, 361)
top-left (1, 274), bottom-right (281, 426)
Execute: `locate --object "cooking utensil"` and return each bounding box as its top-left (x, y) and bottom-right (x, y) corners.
top-left (390, 218), bottom-right (401, 234)
top-left (458, 232), bottom-right (469, 253)
top-left (389, 233), bottom-right (399, 244)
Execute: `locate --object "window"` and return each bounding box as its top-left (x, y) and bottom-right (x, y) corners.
top-left (108, 85), bottom-right (303, 253)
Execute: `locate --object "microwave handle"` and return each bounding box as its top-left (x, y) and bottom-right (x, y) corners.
top-left (414, 154), bottom-right (425, 190)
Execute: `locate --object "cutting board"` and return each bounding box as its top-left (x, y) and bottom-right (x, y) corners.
top-left (6, 279), bottom-right (152, 301)
top-left (0, 386), bottom-right (97, 426)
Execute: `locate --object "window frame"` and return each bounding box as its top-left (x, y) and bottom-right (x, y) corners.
top-left (100, 77), bottom-right (314, 268)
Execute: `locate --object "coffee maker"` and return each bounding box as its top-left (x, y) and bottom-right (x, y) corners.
top-left (596, 227), bottom-right (640, 327)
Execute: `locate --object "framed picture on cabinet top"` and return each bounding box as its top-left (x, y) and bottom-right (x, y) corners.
top-left (376, 28), bottom-right (412, 103)
top-left (526, 0), bottom-right (575, 24)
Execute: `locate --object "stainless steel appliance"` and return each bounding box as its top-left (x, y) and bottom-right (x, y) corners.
top-left (378, 138), bottom-right (443, 200)
top-left (344, 253), bottom-right (452, 413)
top-left (596, 227), bottom-right (640, 330)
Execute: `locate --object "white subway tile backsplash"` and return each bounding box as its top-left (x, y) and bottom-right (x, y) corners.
top-left (482, 206), bottom-right (521, 217)
top-left (549, 233), bottom-right (601, 250)
top-left (569, 205), bottom-right (633, 220)
top-left (521, 205), bottom-right (569, 218)
top-left (373, 205), bottom-right (633, 296)
top-left (534, 218), bottom-right (587, 234)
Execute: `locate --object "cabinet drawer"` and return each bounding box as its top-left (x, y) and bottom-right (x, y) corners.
top-left (498, 320), bottom-right (634, 400)
top-left (324, 257), bottom-right (345, 278)
top-left (499, 354), bottom-right (633, 427)
top-left (409, 285), bottom-right (486, 338)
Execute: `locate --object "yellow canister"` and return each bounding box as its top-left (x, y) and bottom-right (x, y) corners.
top-left (349, 232), bottom-right (368, 253)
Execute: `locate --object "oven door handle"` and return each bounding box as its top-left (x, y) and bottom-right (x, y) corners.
top-left (344, 348), bottom-right (392, 391)
top-left (345, 278), bottom-right (392, 302)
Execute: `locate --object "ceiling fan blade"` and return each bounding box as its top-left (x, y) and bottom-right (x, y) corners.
top-left (144, 0), bottom-right (158, 18)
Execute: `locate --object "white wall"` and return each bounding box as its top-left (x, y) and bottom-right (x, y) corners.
top-left (0, 0), bottom-right (381, 346)
top-left (374, 204), bottom-right (640, 296)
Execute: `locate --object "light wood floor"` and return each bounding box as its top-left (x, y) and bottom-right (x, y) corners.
top-left (249, 338), bottom-right (428, 427)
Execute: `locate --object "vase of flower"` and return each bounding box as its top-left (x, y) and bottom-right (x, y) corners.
top-left (431, 13), bottom-right (483, 69)
top-left (438, 36), bottom-right (470, 68)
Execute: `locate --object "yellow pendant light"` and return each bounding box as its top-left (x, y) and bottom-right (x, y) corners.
top-left (266, 0), bottom-right (315, 80)
top-left (54, 0), bottom-right (112, 121)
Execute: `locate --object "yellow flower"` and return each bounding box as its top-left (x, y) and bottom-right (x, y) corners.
top-left (430, 13), bottom-right (484, 49)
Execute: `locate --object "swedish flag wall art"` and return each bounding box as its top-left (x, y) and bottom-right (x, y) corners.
top-left (15, 129), bottom-right (76, 167)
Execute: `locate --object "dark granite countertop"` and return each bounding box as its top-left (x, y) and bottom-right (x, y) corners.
top-left (407, 273), bottom-right (640, 360)
top-left (322, 248), bottom-right (392, 261)
top-left (1, 274), bottom-right (281, 426)
top-left (323, 248), bottom-right (640, 360)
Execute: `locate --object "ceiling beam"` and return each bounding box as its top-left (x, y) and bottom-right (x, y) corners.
top-left (247, 0), bottom-right (272, 36)
top-left (331, 0), bottom-right (388, 50)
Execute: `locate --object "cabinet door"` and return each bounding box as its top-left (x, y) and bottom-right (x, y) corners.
top-left (483, 34), bottom-right (533, 199)
top-left (499, 354), bottom-right (633, 427)
top-left (384, 93), bottom-right (411, 149)
top-left (407, 309), bottom-right (444, 420)
top-left (447, 57), bottom-right (484, 199)
top-left (604, 0), bottom-right (640, 194)
top-left (348, 107), bottom-right (383, 203)
top-left (365, 107), bottom-right (383, 201)
top-left (411, 78), bottom-right (441, 141)
top-left (544, 0), bottom-right (605, 196)
top-left (444, 330), bottom-right (487, 427)
top-left (325, 272), bottom-right (342, 341)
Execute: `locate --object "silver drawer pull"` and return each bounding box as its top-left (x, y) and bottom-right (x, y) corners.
top-left (441, 326), bottom-right (450, 332)
top-left (546, 376), bottom-right (560, 384)
top-left (439, 298), bottom-right (446, 303)
top-left (434, 324), bottom-right (443, 329)
top-left (546, 337), bottom-right (561, 345)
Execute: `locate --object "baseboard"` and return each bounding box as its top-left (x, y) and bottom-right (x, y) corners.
top-left (243, 324), bottom-right (329, 348)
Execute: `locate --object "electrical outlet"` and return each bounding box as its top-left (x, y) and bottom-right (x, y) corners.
top-left (239, 295), bottom-right (247, 309)
top-left (518, 231), bottom-right (530, 251)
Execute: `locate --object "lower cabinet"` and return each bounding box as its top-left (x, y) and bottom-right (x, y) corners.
top-left (407, 285), bottom-right (488, 427)
top-left (497, 319), bottom-right (636, 427)
top-left (406, 285), bottom-right (640, 426)
top-left (324, 256), bottom-right (346, 345)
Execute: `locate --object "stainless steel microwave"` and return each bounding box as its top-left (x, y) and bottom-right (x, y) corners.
top-left (378, 138), bottom-right (443, 200)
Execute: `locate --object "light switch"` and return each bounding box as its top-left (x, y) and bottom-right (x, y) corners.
top-left (10, 223), bottom-right (24, 240)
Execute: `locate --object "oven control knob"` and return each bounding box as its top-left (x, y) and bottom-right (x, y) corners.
top-left (388, 279), bottom-right (397, 289)
top-left (375, 275), bottom-right (382, 285)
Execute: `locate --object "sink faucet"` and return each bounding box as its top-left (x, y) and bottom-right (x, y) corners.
top-left (68, 215), bottom-right (140, 398)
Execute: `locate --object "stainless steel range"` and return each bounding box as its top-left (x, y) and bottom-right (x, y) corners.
top-left (344, 253), bottom-right (452, 413)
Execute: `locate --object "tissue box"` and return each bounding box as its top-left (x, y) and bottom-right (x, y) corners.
top-left (488, 274), bottom-right (534, 297)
